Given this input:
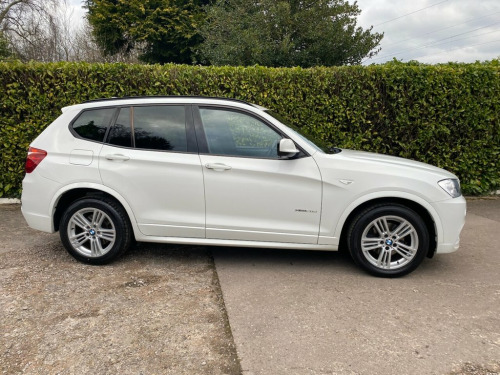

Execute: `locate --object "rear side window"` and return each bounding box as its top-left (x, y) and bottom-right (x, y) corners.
top-left (106, 105), bottom-right (187, 152)
top-left (72, 108), bottom-right (115, 142)
top-left (108, 107), bottom-right (132, 147)
top-left (134, 106), bottom-right (187, 151)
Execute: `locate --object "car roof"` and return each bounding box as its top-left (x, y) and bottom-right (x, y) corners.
top-left (61, 96), bottom-right (267, 113)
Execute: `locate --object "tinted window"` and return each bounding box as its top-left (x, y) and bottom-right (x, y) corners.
top-left (199, 108), bottom-right (282, 158)
top-left (134, 106), bottom-right (187, 151)
top-left (108, 107), bottom-right (132, 147)
top-left (72, 108), bottom-right (114, 142)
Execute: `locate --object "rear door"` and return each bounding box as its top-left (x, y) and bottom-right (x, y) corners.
top-left (195, 106), bottom-right (322, 244)
top-left (99, 105), bottom-right (206, 238)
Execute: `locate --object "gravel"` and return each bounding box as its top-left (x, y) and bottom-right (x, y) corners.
top-left (0, 205), bottom-right (241, 375)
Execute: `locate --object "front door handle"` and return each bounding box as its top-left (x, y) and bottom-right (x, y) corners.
top-left (105, 154), bottom-right (130, 161)
top-left (205, 163), bottom-right (232, 171)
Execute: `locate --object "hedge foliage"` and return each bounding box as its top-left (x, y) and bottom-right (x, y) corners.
top-left (0, 61), bottom-right (499, 197)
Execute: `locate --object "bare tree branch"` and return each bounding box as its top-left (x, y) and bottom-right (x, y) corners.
top-left (0, 0), bottom-right (24, 25)
top-left (2, 0), bottom-right (140, 62)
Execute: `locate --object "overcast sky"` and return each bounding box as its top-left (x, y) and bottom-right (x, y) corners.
top-left (68, 0), bottom-right (499, 64)
top-left (354, 0), bottom-right (499, 64)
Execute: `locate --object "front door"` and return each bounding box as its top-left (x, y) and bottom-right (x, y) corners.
top-left (196, 106), bottom-right (322, 244)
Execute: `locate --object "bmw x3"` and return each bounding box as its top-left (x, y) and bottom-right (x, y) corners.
top-left (21, 97), bottom-right (466, 277)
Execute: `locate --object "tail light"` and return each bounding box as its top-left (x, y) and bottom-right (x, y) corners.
top-left (25, 147), bottom-right (47, 173)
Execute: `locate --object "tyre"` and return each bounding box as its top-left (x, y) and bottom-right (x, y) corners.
top-left (347, 204), bottom-right (429, 277)
top-left (59, 198), bottom-right (132, 264)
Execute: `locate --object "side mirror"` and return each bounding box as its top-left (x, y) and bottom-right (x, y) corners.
top-left (278, 138), bottom-right (299, 158)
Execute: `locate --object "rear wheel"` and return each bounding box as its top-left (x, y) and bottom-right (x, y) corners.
top-left (348, 204), bottom-right (429, 277)
top-left (59, 198), bottom-right (132, 264)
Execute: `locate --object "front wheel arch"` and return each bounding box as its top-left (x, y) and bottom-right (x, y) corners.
top-left (339, 197), bottom-right (436, 259)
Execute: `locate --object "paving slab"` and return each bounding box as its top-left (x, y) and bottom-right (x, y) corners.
top-left (214, 198), bottom-right (500, 375)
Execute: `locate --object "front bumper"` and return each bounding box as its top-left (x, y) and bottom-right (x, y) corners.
top-left (431, 196), bottom-right (467, 254)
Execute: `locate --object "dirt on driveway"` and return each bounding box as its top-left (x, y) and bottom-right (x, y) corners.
top-left (0, 205), bottom-right (241, 375)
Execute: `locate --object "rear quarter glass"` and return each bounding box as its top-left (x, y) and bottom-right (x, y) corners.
top-left (71, 108), bottom-right (116, 142)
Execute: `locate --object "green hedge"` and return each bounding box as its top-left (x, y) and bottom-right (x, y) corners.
top-left (0, 61), bottom-right (499, 197)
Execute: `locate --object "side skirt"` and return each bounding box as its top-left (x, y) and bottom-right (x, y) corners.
top-left (133, 234), bottom-right (338, 251)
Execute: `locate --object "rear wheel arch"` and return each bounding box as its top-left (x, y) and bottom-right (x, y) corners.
top-left (339, 197), bottom-right (437, 259)
top-left (53, 187), bottom-right (134, 233)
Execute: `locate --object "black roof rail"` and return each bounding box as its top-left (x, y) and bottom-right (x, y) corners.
top-left (83, 95), bottom-right (254, 106)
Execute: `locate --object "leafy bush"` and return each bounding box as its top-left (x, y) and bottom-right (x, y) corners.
top-left (0, 61), bottom-right (498, 197)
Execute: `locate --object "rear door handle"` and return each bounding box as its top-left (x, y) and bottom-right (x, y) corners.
top-left (205, 163), bottom-right (232, 171)
top-left (105, 154), bottom-right (130, 161)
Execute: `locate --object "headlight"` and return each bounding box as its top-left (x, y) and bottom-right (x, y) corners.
top-left (438, 179), bottom-right (462, 198)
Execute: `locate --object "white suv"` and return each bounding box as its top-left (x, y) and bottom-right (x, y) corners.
top-left (21, 97), bottom-right (466, 277)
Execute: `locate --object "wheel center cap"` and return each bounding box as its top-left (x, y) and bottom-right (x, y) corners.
top-left (89, 229), bottom-right (96, 236)
top-left (385, 239), bottom-right (393, 246)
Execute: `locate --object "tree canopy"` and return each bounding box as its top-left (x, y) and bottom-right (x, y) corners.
top-left (85, 0), bottom-right (382, 66)
top-left (85, 0), bottom-right (211, 64)
top-left (198, 0), bottom-right (383, 67)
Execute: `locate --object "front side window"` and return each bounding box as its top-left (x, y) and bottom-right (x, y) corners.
top-left (199, 108), bottom-right (282, 158)
top-left (72, 108), bottom-right (115, 142)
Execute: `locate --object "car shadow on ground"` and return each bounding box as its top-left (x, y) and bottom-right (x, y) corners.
top-left (210, 244), bottom-right (457, 280)
top-left (212, 245), bottom-right (355, 269)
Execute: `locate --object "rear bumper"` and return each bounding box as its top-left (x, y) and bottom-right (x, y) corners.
top-left (21, 208), bottom-right (53, 233)
top-left (21, 171), bottom-right (60, 233)
top-left (432, 196), bottom-right (466, 254)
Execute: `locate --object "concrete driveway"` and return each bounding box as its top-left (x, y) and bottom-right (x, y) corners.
top-left (214, 198), bottom-right (500, 375)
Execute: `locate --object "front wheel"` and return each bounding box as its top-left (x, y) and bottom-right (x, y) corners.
top-left (347, 204), bottom-right (429, 277)
top-left (59, 198), bottom-right (132, 264)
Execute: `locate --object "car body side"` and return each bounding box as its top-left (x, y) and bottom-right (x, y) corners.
top-left (21, 98), bottom-right (466, 257)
